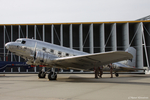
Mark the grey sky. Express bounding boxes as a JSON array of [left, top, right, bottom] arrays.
[[0, 0, 150, 24]]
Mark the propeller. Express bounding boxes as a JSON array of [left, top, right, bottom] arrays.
[[33, 42, 37, 61], [6, 50, 9, 56], [6, 50, 9, 61], [0, 50, 10, 57]]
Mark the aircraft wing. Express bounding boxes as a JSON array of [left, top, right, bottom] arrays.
[[50, 51, 133, 71]]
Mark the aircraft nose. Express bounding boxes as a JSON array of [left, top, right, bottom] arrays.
[[5, 43, 10, 49]]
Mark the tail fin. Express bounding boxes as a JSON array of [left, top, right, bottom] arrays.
[[125, 47, 136, 67]]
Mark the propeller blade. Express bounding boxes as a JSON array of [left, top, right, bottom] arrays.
[[33, 42, 37, 61], [34, 42, 37, 52], [6, 50, 9, 56]]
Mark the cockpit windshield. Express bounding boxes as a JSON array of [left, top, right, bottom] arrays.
[[15, 39, 22, 43], [15, 39, 26, 44]]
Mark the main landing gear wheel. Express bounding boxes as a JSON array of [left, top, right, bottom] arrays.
[[115, 73, 119, 77], [48, 72, 57, 80], [38, 71, 46, 78]]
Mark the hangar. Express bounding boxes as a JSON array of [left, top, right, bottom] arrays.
[[0, 20, 150, 73]]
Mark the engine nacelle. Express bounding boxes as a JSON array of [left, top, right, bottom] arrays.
[[34, 51, 53, 65]]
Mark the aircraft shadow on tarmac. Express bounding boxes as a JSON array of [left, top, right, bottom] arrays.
[[55, 75, 150, 86]]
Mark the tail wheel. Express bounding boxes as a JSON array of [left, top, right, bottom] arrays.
[[38, 71, 46, 78], [48, 72, 57, 80]]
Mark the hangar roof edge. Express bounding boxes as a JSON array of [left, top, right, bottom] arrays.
[[0, 20, 150, 26]]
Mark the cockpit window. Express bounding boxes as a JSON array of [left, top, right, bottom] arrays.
[[21, 40, 26, 44], [15, 40, 22, 43]]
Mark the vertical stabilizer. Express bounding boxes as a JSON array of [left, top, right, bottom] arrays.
[[125, 47, 136, 67]]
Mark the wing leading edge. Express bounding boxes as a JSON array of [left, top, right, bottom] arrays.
[[50, 51, 133, 71]]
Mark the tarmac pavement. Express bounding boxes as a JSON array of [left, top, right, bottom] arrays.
[[0, 74, 150, 100]]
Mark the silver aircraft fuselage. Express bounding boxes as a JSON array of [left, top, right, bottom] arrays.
[[5, 38, 88, 67]]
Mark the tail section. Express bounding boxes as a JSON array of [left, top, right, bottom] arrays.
[[125, 47, 136, 67]]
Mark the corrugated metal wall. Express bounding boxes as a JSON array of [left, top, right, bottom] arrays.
[[1, 21, 150, 73]]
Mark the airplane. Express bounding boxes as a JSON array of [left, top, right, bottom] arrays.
[[0, 61, 32, 72], [5, 38, 139, 80]]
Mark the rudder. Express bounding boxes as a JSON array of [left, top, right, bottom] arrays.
[[125, 47, 136, 67]]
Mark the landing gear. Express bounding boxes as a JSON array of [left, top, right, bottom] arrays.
[[38, 71, 46, 78], [48, 72, 57, 80], [38, 67, 57, 80], [115, 73, 119, 77]]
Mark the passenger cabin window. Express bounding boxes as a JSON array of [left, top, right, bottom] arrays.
[[21, 40, 26, 44], [50, 49, 54, 53], [58, 51, 62, 57], [42, 47, 46, 51], [66, 53, 69, 56], [58, 51, 62, 55]]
